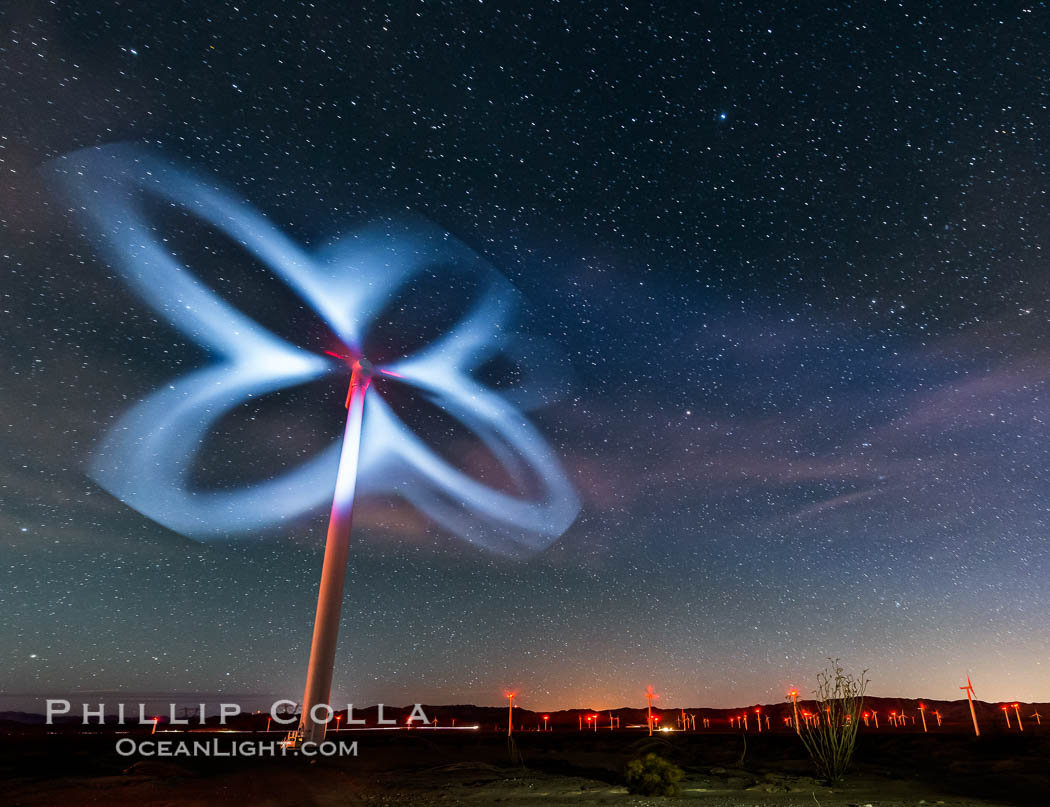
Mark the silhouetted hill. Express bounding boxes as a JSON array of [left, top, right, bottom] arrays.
[[3, 697, 1045, 733]]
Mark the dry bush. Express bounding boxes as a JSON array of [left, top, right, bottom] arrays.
[[797, 659, 869, 782]]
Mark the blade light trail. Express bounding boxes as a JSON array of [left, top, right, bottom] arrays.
[[49, 144, 579, 556]]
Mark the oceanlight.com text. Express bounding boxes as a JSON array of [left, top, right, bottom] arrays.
[[114, 738, 359, 757]]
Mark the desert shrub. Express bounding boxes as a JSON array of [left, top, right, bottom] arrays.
[[797, 659, 869, 783], [624, 752, 684, 797]]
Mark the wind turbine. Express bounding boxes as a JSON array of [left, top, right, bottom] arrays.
[[506, 691, 516, 737], [1012, 703, 1023, 732], [52, 145, 582, 749], [1031, 708, 1042, 726], [787, 689, 800, 734], [960, 675, 980, 737]]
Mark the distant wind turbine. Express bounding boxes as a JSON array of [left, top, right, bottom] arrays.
[[787, 689, 800, 734], [960, 675, 980, 737]]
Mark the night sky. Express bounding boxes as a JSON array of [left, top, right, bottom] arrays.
[[3, 3, 1049, 713]]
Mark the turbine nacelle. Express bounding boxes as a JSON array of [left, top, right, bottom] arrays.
[[323, 351, 377, 405]]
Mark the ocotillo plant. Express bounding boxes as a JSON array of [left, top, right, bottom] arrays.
[[797, 659, 870, 783]]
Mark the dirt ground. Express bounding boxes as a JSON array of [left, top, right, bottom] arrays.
[[3, 729, 1047, 806]]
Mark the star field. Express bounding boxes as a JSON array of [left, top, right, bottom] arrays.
[[2, 2, 1049, 711]]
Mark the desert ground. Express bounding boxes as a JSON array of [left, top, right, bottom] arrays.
[[3, 727, 1048, 807]]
